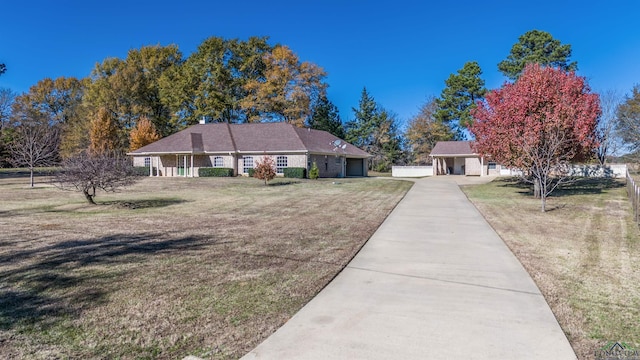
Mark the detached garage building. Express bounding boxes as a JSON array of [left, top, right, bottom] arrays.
[[430, 141, 501, 176], [128, 121, 370, 178]]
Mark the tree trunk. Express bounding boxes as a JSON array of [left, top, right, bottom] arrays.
[[29, 167, 34, 188], [83, 189, 97, 205], [533, 178, 541, 198], [541, 193, 546, 212]]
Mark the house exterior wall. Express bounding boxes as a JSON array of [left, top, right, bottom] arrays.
[[237, 154, 307, 176], [310, 154, 345, 178], [464, 157, 482, 176]]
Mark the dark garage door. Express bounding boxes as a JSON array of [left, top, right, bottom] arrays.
[[346, 158, 364, 176]]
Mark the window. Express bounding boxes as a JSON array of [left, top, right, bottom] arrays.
[[488, 161, 497, 170], [276, 156, 287, 174], [243, 156, 254, 173], [214, 156, 224, 167], [144, 157, 151, 167]]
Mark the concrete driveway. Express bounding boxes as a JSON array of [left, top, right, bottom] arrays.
[[241, 176, 576, 359]]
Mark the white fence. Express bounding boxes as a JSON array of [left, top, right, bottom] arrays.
[[392, 166, 433, 177], [567, 164, 627, 178]]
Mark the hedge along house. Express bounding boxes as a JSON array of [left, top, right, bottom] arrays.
[[128, 121, 371, 178], [429, 141, 502, 176]]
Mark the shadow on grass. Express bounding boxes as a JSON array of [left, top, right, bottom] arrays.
[[100, 198, 186, 209], [267, 180, 301, 187], [496, 176, 625, 198], [0, 232, 209, 332]]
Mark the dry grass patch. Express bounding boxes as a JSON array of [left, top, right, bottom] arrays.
[[462, 177, 640, 360], [0, 176, 412, 359]]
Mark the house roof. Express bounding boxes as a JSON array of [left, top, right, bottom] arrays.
[[129, 122, 370, 158], [429, 141, 477, 157]]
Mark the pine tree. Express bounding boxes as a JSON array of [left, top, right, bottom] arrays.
[[308, 94, 345, 138], [435, 61, 486, 131]]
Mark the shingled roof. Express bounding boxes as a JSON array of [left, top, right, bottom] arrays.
[[429, 141, 477, 157], [129, 122, 370, 158]]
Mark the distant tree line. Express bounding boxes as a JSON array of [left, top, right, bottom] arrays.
[[2, 30, 640, 176]]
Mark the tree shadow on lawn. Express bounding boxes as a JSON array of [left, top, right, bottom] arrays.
[[497, 176, 625, 198], [99, 198, 187, 209], [0, 232, 209, 333]]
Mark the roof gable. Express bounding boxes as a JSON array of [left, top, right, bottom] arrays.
[[429, 141, 477, 157], [130, 123, 370, 158]]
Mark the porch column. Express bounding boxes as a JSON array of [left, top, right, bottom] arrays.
[[184, 155, 187, 177], [191, 154, 194, 177], [149, 157, 153, 177], [480, 156, 484, 177]]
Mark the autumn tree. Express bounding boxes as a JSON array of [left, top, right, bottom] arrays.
[[498, 30, 577, 80], [129, 116, 161, 151], [253, 156, 276, 185], [242, 45, 327, 127], [308, 93, 345, 138], [405, 97, 455, 165], [56, 151, 138, 204], [471, 64, 600, 212], [435, 61, 486, 130], [85, 45, 182, 136], [160, 37, 271, 126], [89, 108, 120, 154], [8, 105, 60, 187], [615, 85, 640, 156]]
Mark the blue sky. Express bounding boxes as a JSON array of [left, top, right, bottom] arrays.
[[1, 1, 639, 128]]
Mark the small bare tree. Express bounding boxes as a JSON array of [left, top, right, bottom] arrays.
[[56, 151, 138, 204], [8, 119, 60, 187], [597, 90, 622, 165]]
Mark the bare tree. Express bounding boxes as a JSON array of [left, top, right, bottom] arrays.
[[597, 90, 622, 165], [56, 151, 138, 204], [0, 87, 15, 130], [8, 119, 60, 187]]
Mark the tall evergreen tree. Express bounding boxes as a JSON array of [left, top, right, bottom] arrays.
[[435, 61, 486, 131], [345, 88, 403, 171], [498, 30, 577, 80], [308, 94, 344, 138]]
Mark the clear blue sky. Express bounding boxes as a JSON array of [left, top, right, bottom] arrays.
[[1, 0, 639, 129]]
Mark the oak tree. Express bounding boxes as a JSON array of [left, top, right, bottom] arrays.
[[242, 45, 327, 127], [471, 64, 600, 212], [405, 97, 455, 165], [498, 30, 577, 80]]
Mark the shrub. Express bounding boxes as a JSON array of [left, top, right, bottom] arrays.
[[253, 157, 276, 185], [284, 167, 307, 179], [308, 162, 319, 180], [199, 167, 234, 177], [133, 166, 151, 176], [247, 168, 255, 177]]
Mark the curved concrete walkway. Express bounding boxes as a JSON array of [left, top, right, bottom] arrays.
[[242, 176, 576, 359]]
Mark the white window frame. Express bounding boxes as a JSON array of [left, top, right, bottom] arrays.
[[243, 156, 254, 174], [276, 156, 287, 174], [214, 156, 224, 167], [488, 161, 497, 170], [144, 157, 151, 167]]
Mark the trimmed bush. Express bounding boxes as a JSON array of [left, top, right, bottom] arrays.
[[133, 166, 151, 176], [247, 168, 255, 177], [199, 167, 234, 177], [283, 167, 306, 179], [309, 162, 319, 180]]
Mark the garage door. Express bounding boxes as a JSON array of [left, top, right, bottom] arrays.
[[346, 158, 364, 176]]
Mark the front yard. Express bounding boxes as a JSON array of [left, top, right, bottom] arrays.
[[0, 175, 412, 359], [462, 177, 640, 360]]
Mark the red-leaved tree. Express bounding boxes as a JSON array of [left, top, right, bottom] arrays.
[[471, 64, 600, 212], [253, 156, 276, 185]]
